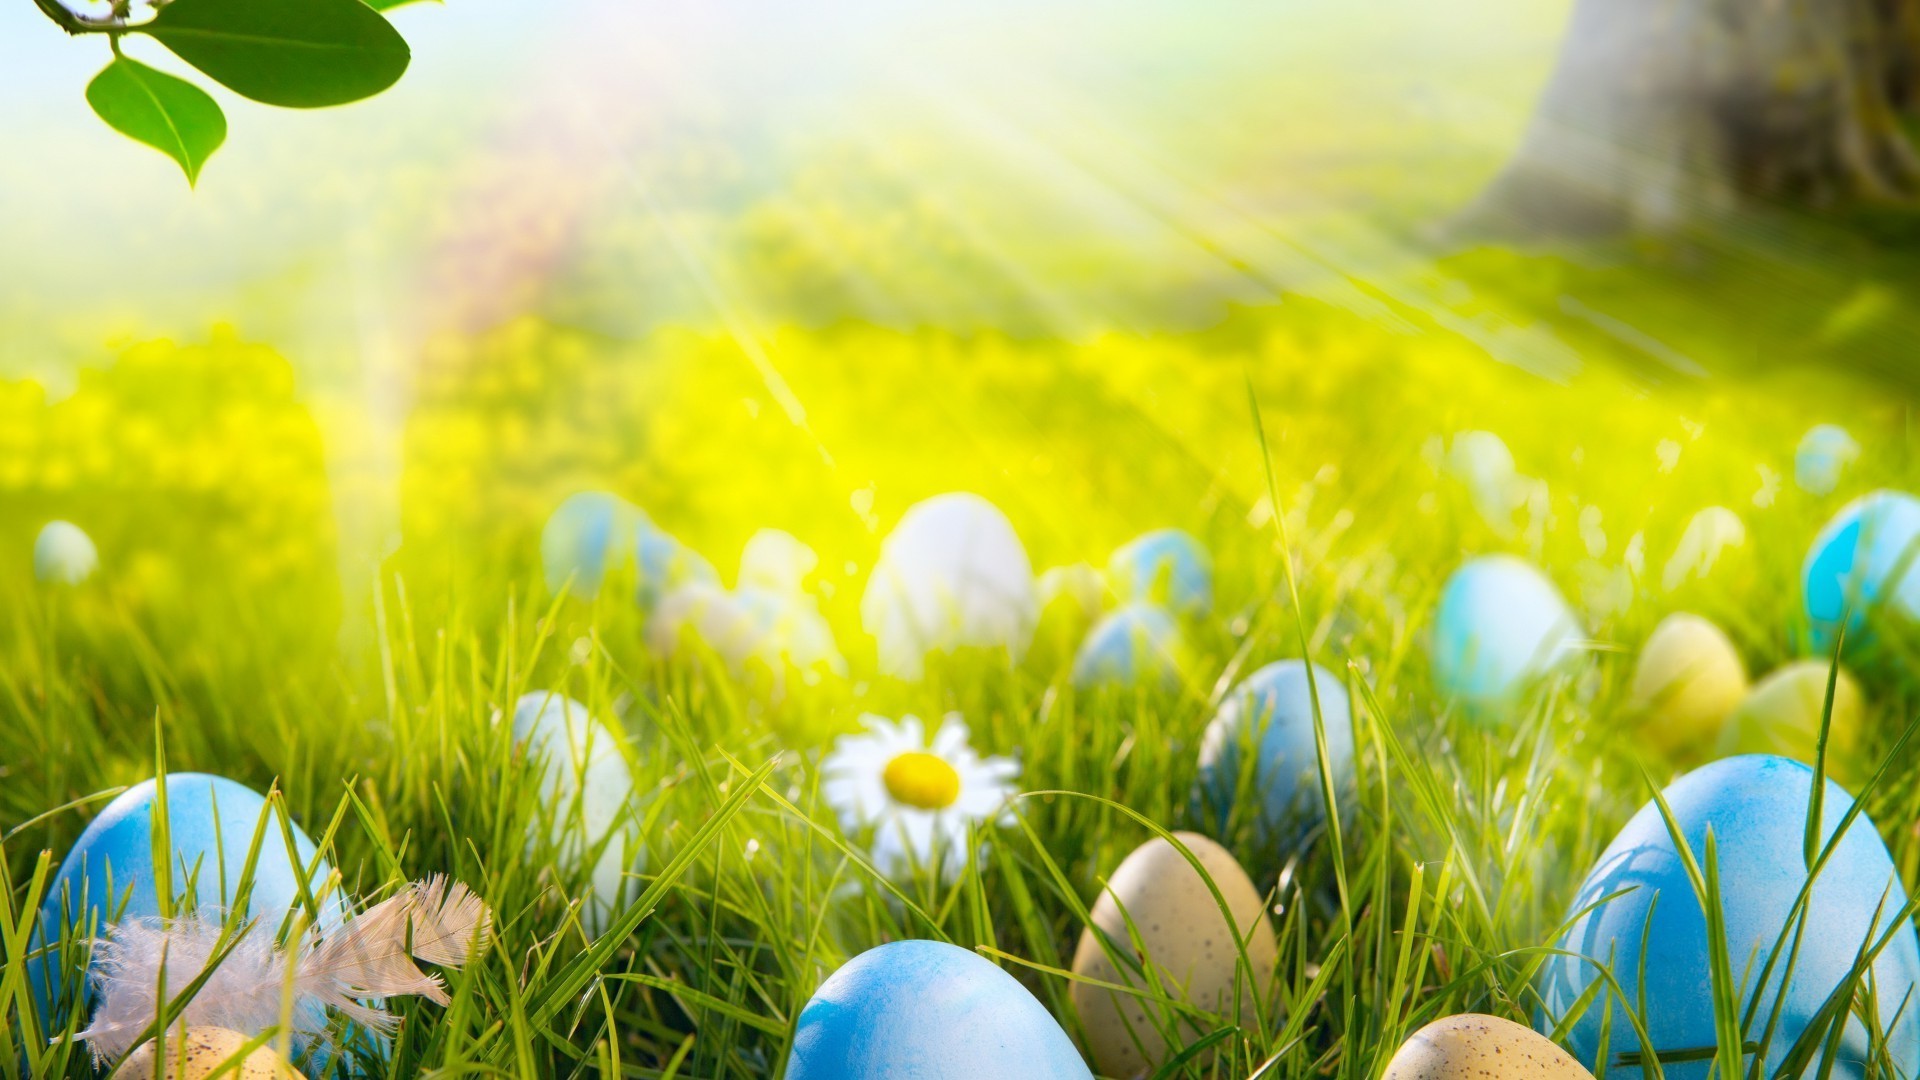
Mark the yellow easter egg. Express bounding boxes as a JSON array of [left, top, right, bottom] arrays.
[[1718, 660, 1866, 775], [1383, 1014, 1592, 1080], [113, 1027, 303, 1079], [1069, 832, 1277, 1078], [1628, 613, 1748, 757]]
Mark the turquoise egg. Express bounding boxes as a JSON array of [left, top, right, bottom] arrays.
[[1071, 603, 1181, 689], [541, 491, 647, 599], [1803, 490, 1920, 650], [1430, 555, 1582, 707], [635, 526, 720, 614], [510, 692, 640, 935], [30, 774, 338, 1018], [1796, 425, 1860, 496], [786, 939, 1094, 1079], [1108, 529, 1211, 617], [34, 520, 98, 585], [1194, 660, 1353, 844], [1536, 755, 1920, 1080]]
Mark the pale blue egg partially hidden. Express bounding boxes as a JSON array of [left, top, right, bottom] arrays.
[[1803, 490, 1920, 650], [1195, 660, 1353, 844], [1537, 755, 1920, 1080], [635, 526, 721, 614], [31, 774, 338, 1019], [510, 692, 641, 935], [541, 492, 647, 599], [1108, 529, 1212, 617], [786, 939, 1094, 1080], [1796, 424, 1861, 496], [34, 520, 98, 585], [1430, 556, 1582, 707], [1071, 603, 1181, 689]]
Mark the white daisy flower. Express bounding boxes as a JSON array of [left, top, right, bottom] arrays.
[[821, 713, 1019, 880]]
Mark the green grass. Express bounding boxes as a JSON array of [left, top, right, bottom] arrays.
[[6, 294, 1920, 1078]]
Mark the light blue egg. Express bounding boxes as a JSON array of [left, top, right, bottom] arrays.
[[786, 939, 1094, 1079], [1108, 529, 1212, 617], [1796, 424, 1861, 497], [635, 526, 720, 614], [510, 692, 640, 935], [1430, 555, 1582, 707], [30, 774, 338, 1019], [1803, 490, 1920, 650], [34, 520, 98, 585], [541, 492, 648, 599], [1537, 755, 1920, 1080], [1072, 604, 1181, 689], [1194, 660, 1353, 843]]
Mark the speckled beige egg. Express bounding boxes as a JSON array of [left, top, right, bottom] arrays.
[[114, 1027, 302, 1079], [1628, 613, 1748, 757], [1382, 1014, 1593, 1080], [1069, 832, 1277, 1078], [1718, 660, 1866, 776]]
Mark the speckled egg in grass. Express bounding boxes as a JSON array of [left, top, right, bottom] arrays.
[[1195, 660, 1353, 845], [860, 493, 1037, 680], [1071, 603, 1181, 690], [1803, 490, 1920, 650], [35, 520, 99, 585], [634, 526, 721, 614], [113, 1027, 303, 1079], [1107, 529, 1211, 617], [1382, 1014, 1592, 1080], [1070, 832, 1277, 1078], [540, 491, 647, 599], [31, 775, 338, 1019], [1796, 424, 1861, 496], [509, 692, 640, 935], [1430, 555, 1582, 709], [1717, 660, 1866, 776], [785, 939, 1093, 1080], [1627, 613, 1748, 759], [1536, 755, 1920, 1080]]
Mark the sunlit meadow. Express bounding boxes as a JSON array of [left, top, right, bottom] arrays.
[[8, 1, 1920, 1078]]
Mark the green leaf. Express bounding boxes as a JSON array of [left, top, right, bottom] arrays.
[[364, 0, 436, 9], [85, 56, 227, 185], [138, 0, 410, 109]]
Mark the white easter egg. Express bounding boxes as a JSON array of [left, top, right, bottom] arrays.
[[35, 520, 98, 585], [860, 493, 1037, 679], [509, 692, 639, 934], [1796, 424, 1860, 496]]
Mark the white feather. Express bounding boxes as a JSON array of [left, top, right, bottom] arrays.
[[73, 878, 492, 1067]]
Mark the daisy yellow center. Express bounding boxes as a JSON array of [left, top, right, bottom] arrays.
[[882, 751, 961, 810]]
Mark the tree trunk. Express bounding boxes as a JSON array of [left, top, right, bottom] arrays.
[[1464, 0, 1920, 236]]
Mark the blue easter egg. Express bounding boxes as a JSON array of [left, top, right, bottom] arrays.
[[510, 693, 640, 934], [1195, 660, 1353, 843], [1803, 490, 1920, 650], [635, 526, 720, 614], [34, 520, 98, 585], [542, 492, 648, 599], [1537, 755, 1920, 1080], [1071, 604, 1181, 689], [1108, 529, 1212, 617], [31, 774, 338, 1017], [1796, 425, 1860, 497], [786, 939, 1094, 1079], [1430, 555, 1582, 707]]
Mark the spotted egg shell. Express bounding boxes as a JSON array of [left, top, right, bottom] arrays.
[[1627, 613, 1748, 758], [1382, 1014, 1591, 1080], [113, 1027, 304, 1079], [786, 939, 1092, 1079], [1070, 832, 1277, 1078]]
